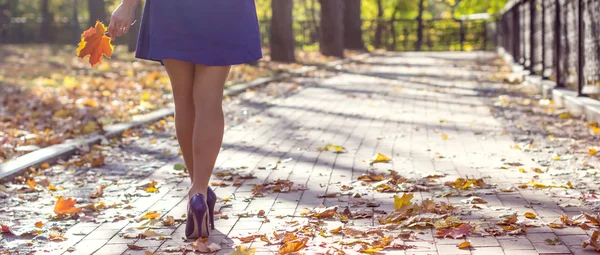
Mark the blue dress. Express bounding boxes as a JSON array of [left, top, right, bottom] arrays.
[[135, 0, 263, 66]]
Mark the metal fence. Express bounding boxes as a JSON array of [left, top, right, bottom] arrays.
[[2, 17, 494, 52], [496, 0, 600, 96]]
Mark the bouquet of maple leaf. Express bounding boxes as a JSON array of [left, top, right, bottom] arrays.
[[77, 21, 114, 67]]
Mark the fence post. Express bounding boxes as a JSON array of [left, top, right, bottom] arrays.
[[521, 0, 526, 66], [530, 0, 536, 73], [577, 0, 584, 96], [514, 3, 521, 63], [555, 0, 562, 87], [459, 19, 465, 51], [541, 0, 546, 79]]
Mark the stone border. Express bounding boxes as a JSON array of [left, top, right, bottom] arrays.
[[497, 47, 600, 122], [0, 53, 370, 180]]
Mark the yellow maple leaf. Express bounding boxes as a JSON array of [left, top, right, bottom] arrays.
[[394, 193, 414, 212], [370, 153, 391, 164]]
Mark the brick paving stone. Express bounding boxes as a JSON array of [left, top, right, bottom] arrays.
[[471, 247, 504, 255], [436, 244, 471, 255], [498, 238, 535, 250]]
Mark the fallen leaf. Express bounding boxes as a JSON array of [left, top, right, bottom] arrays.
[[54, 197, 79, 214], [35, 221, 43, 228], [279, 238, 308, 254], [583, 230, 600, 251], [173, 164, 185, 171], [524, 212, 537, 219], [27, 179, 36, 190], [127, 244, 145, 250], [76, 21, 114, 67], [230, 245, 256, 255], [89, 185, 103, 199], [441, 134, 449, 140], [142, 211, 161, 220], [394, 193, 414, 212], [370, 153, 391, 164], [435, 223, 472, 239], [191, 238, 222, 252], [458, 241, 471, 249]]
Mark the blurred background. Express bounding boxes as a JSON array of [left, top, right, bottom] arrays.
[[0, 0, 506, 53]]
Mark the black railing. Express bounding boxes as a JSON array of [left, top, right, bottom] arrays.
[[496, 0, 600, 96], [1, 17, 494, 52]]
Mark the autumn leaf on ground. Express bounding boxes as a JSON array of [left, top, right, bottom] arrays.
[[142, 211, 161, 220], [524, 212, 537, 219], [318, 144, 346, 153], [279, 238, 308, 254], [191, 238, 222, 252], [230, 246, 256, 255], [49, 232, 68, 241], [583, 230, 600, 251], [394, 193, 414, 212], [138, 181, 159, 193], [458, 241, 471, 249], [435, 223, 472, 239], [53, 197, 79, 213], [89, 185, 103, 199], [127, 244, 145, 250], [76, 21, 114, 67], [370, 153, 391, 165], [27, 179, 36, 190]]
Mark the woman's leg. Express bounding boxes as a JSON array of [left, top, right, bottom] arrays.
[[188, 64, 231, 198], [163, 59, 196, 181]]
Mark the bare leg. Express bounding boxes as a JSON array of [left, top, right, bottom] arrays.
[[163, 59, 196, 181], [188, 64, 231, 199]]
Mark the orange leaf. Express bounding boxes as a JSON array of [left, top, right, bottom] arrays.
[[76, 21, 114, 67], [142, 211, 161, 220], [278, 238, 308, 254], [35, 221, 43, 228], [27, 179, 36, 190], [53, 197, 79, 213], [89, 185, 103, 199]]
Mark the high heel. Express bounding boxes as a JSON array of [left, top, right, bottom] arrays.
[[185, 193, 210, 239], [207, 187, 216, 230]]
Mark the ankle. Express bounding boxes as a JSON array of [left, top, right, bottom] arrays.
[[188, 187, 208, 200]]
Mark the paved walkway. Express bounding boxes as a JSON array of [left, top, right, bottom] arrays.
[[2, 51, 598, 255]]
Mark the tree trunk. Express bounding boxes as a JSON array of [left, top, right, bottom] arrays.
[[128, 3, 142, 52], [40, 0, 53, 43], [72, 0, 80, 44], [389, 4, 400, 50], [270, 0, 295, 62], [319, 0, 344, 58], [88, 0, 106, 27], [415, 0, 425, 51], [343, 0, 364, 50], [373, 0, 383, 48], [309, 0, 319, 43]]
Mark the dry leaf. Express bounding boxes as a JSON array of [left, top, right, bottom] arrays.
[[524, 212, 537, 219], [142, 211, 161, 220], [191, 238, 222, 252], [370, 153, 391, 164], [230, 246, 256, 255], [127, 244, 145, 250], [583, 230, 600, 251], [53, 197, 79, 214], [278, 238, 308, 254], [394, 193, 414, 212], [89, 185, 103, 199], [76, 21, 114, 67], [458, 241, 471, 249]]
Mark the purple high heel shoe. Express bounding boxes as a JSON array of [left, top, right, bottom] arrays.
[[207, 187, 216, 230], [185, 193, 210, 239]]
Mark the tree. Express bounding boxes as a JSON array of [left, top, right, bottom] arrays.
[[71, 0, 80, 44], [88, 0, 106, 27], [270, 0, 296, 62], [40, 0, 53, 43], [415, 0, 425, 51], [373, 0, 384, 49], [343, 0, 365, 50], [319, 0, 345, 57]]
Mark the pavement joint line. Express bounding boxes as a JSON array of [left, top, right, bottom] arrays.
[[0, 53, 371, 181]]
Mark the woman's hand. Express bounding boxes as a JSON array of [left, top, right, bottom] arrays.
[[107, 1, 138, 37]]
